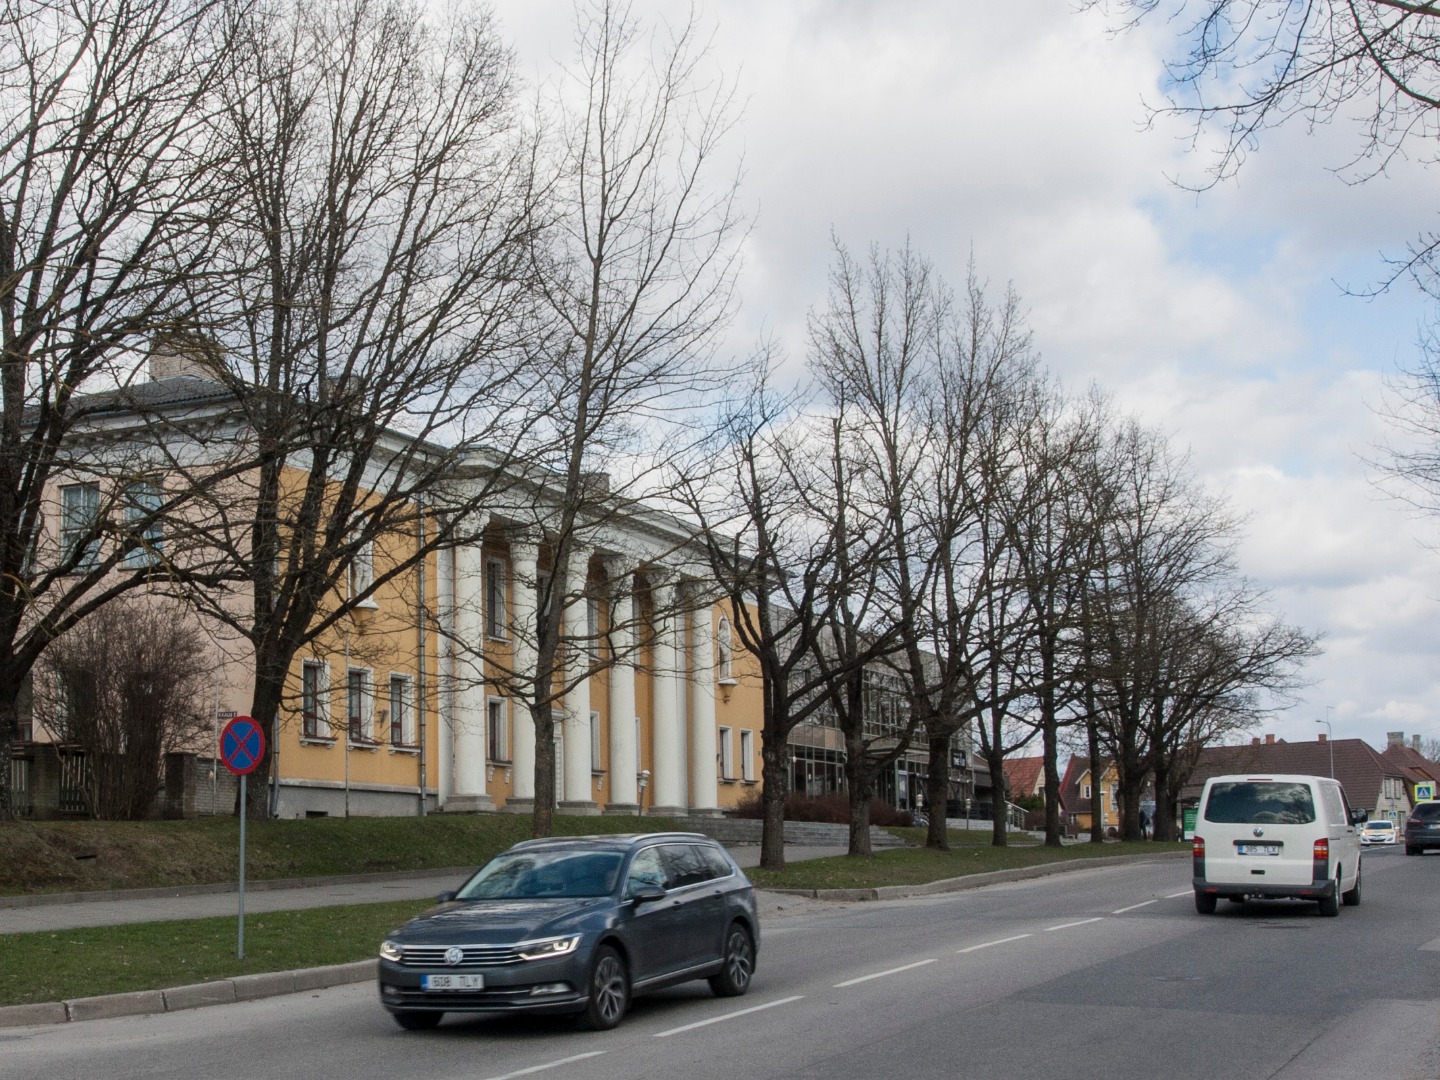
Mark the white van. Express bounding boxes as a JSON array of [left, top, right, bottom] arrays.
[[1192, 774, 1364, 917]]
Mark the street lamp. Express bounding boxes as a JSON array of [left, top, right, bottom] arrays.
[[1316, 717, 1334, 778]]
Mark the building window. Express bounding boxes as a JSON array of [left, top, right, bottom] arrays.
[[389, 674, 412, 746], [1083, 783, 1092, 800], [347, 668, 373, 741], [586, 596, 600, 660], [719, 726, 733, 779], [485, 558, 507, 638], [740, 729, 754, 781], [349, 536, 375, 603], [301, 661, 329, 737], [122, 480, 163, 568], [716, 616, 735, 683], [60, 483, 101, 570], [590, 710, 602, 772], [487, 696, 509, 762]]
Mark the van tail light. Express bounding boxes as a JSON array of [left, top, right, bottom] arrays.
[[1192, 835, 1205, 877], [1313, 837, 1330, 882]]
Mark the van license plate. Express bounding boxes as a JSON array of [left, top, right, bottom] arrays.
[[421, 974, 484, 991], [1237, 844, 1280, 856]]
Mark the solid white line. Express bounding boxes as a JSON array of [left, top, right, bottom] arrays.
[[1112, 899, 1159, 914], [482, 1052, 607, 1080], [957, 933, 1032, 954], [652, 995, 805, 1038], [1044, 917, 1104, 932], [833, 958, 938, 988], [1165, 890, 1192, 899]]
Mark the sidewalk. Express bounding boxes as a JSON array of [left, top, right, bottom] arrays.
[[0, 843, 850, 935]]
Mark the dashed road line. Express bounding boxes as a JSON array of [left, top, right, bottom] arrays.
[[482, 1052, 608, 1080], [833, 959, 937, 988], [652, 995, 805, 1038], [957, 933, 1032, 954], [1112, 899, 1158, 914], [1165, 890, 1192, 899], [1044, 917, 1104, 932]]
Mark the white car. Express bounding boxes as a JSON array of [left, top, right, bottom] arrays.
[[1192, 773, 1364, 917], [1361, 819, 1398, 845]]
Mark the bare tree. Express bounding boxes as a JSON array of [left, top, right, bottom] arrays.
[[34, 599, 212, 819], [0, 0, 239, 818]]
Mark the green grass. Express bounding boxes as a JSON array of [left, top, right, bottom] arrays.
[[0, 899, 429, 1007], [747, 839, 1187, 891], [0, 814, 678, 897]]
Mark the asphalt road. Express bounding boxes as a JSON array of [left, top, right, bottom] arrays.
[[4, 845, 1438, 1080]]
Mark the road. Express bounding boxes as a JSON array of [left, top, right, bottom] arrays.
[[4, 846, 1438, 1080]]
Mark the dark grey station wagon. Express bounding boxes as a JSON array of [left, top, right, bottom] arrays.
[[377, 833, 759, 1031]]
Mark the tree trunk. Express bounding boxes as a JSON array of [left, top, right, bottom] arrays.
[[844, 731, 872, 857], [1087, 714, 1105, 845], [1041, 713, 1063, 848], [531, 701, 556, 839], [924, 728, 951, 851], [243, 650, 287, 820], [0, 691, 16, 820], [759, 736, 788, 870], [986, 742, 1008, 847]]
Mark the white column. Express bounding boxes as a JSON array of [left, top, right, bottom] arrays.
[[560, 546, 597, 812], [688, 588, 719, 814], [605, 560, 638, 812], [508, 536, 539, 807], [649, 575, 685, 815], [450, 534, 490, 808]]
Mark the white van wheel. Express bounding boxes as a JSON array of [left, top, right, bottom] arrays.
[[1342, 868, 1361, 907]]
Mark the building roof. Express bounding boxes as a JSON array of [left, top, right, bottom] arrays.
[[1182, 737, 1406, 809], [1380, 744, 1440, 785], [1003, 756, 1044, 799], [1059, 755, 1108, 815]]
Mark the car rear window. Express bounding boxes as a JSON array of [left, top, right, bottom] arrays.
[[1412, 802, 1440, 821], [1203, 781, 1317, 824]]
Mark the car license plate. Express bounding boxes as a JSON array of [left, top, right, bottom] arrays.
[[421, 974, 484, 991], [1237, 844, 1280, 856]]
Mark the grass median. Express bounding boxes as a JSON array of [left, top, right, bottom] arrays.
[[0, 899, 430, 1007], [747, 838, 1188, 891]]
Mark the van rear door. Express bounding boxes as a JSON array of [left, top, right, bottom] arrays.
[[1200, 779, 1319, 887]]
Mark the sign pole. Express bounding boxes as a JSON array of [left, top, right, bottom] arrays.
[[238, 773, 246, 960]]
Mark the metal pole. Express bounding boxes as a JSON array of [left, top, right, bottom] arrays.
[[238, 773, 247, 960]]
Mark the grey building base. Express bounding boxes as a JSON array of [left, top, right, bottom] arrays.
[[499, 798, 534, 815], [441, 794, 496, 813], [602, 803, 642, 816], [648, 804, 687, 818], [685, 806, 726, 818], [556, 800, 600, 816], [276, 784, 435, 819]]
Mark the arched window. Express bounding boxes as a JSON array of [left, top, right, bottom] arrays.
[[716, 616, 734, 683]]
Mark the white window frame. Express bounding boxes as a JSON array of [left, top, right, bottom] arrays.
[[346, 667, 373, 741], [123, 480, 163, 568], [301, 660, 330, 737], [485, 557, 507, 639], [1083, 782, 1092, 801], [487, 696, 510, 762], [590, 710, 602, 773], [349, 537, 377, 607], [718, 726, 734, 780], [388, 673, 412, 746], [716, 616, 735, 683], [740, 729, 755, 781], [60, 482, 101, 570]]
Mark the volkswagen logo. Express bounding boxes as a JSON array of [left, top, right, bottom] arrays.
[[444, 946, 464, 966], [1252, 827, 1264, 838]]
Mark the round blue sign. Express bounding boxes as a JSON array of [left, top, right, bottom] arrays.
[[220, 716, 266, 776]]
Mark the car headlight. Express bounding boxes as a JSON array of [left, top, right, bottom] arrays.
[[379, 940, 403, 962], [516, 935, 581, 961]]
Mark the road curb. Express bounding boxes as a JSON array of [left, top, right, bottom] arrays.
[[0, 868, 476, 911], [762, 850, 1190, 902], [0, 960, 377, 1029]]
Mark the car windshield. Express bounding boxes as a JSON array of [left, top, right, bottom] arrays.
[[455, 850, 624, 900], [1203, 781, 1317, 824], [1366, 821, 1393, 830]]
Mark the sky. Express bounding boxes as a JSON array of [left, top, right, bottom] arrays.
[[489, 0, 1440, 753]]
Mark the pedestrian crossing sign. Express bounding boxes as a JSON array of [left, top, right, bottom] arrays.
[[1416, 781, 1435, 802]]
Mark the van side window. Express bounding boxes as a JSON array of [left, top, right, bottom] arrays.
[[1321, 784, 1345, 827]]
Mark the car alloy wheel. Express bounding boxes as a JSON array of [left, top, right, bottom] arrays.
[[708, 923, 754, 997], [582, 945, 629, 1031]]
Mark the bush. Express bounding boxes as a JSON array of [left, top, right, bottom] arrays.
[[731, 791, 913, 827]]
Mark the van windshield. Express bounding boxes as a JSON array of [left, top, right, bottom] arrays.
[[1203, 781, 1316, 825]]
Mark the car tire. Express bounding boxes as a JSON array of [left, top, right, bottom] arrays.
[[579, 944, 629, 1031], [1318, 877, 1340, 917], [1406, 845, 1421, 855], [1194, 891, 1217, 915], [708, 922, 755, 998], [391, 1010, 443, 1031], [1342, 869, 1361, 907]]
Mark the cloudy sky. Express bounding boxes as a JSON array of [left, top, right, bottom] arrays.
[[491, 0, 1440, 751]]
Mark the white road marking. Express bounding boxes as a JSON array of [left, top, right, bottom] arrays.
[[1165, 890, 1192, 899], [482, 1052, 607, 1080], [957, 933, 1032, 954], [652, 995, 805, 1037], [1112, 899, 1159, 914], [833, 959, 938, 988], [1419, 935, 1440, 952], [1044, 917, 1104, 932]]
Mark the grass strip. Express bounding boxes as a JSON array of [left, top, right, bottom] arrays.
[[0, 814, 676, 897], [0, 899, 429, 1007], [747, 839, 1188, 891]]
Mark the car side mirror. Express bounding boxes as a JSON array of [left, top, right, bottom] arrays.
[[435, 891, 456, 903], [628, 884, 667, 904], [1349, 809, 1367, 826]]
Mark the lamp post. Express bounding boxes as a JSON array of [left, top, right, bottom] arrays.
[[1316, 717, 1334, 778]]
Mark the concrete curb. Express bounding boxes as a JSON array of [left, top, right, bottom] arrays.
[[0, 869, 476, 911], [0, 960, 376, 1029], [762, 850, 1191, 902]]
